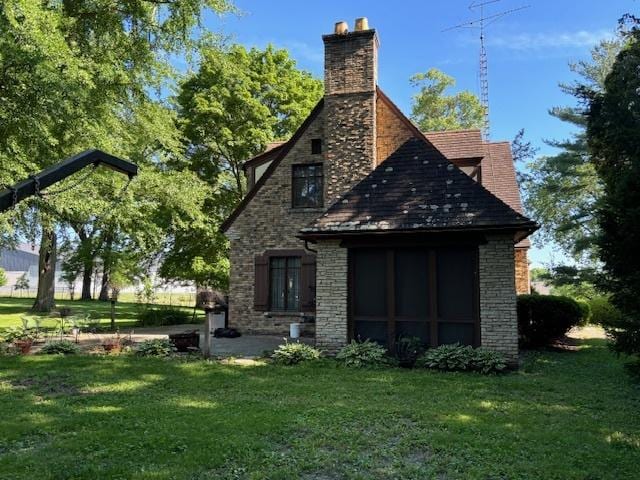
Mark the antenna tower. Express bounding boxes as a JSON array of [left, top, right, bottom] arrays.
[[443, 1, 529, 139]]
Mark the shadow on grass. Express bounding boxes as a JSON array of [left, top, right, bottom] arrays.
[[0, 340, 638, 479]]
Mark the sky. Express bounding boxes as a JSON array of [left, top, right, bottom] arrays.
[[201, 0, 635, 266]]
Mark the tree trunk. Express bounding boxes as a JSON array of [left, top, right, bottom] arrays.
[[98, 267, 111, 301], [32, 228, 57, 312], [80, 258, 93, 300], [98, 234, 113, 301]]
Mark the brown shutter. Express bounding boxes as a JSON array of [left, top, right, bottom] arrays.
[[254, 254, 269, 311], [300, 253, 316, 312]]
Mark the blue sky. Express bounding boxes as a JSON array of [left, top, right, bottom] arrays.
[[202, 0, 634, 266]]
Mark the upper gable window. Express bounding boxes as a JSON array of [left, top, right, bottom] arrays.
[[311, 138, 322, 155], [460, 165, 481, 183], [292, 164, 323, 208]]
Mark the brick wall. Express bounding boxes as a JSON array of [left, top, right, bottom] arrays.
[[479, 234, 519, 363], [314, 240, 349, 353], [323, 30, 379, 206], [376, 94, 415, 164], [226, 110, 326, 335], [322, 30, 378, 95], [514, 247, 530, 294]]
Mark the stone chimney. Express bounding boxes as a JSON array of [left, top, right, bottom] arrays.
[[322, 18, 379, 204]]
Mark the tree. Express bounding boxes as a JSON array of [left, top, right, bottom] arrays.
[[410, 68, 485, 132], [522, 37, 622, 264], [0, 268, 7, 288], [177, 44, 323, 201], [167, 44, 323, 288], [0, 0, 234, 310], [14, 273, 29, 294], [586, 15, 640, 357]]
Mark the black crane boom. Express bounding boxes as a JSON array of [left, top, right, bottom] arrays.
[[0, 149, 138, 213]]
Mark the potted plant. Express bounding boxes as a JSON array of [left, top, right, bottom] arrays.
[[2, 327, 38, 354], [102, 333, 122, 353], [395, 336, 424, 368]]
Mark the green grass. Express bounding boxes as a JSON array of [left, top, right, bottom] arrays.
[[0, 297, 198, 330], [0, 338, 638, 479]]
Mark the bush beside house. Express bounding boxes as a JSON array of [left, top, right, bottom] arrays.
[[517, 294, 584, 347]]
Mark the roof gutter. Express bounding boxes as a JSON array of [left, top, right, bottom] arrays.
[[297, 222, 539, 242]]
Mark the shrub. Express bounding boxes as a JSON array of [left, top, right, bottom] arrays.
[[589, 296, 624, 326], [415, 344, 507, 374], [39, 340, 80, 355], [271, 341, 321, 365], [576, 300, 592, 325], [0, 326, 38, 343], [336, 340, 388, 368], [0, 267, 7, 288], [470, 347, 508, 374], [395, 336, 424, 368], [517, 294, 583, 348], [134, 339, 176, 357], [137, 307, 192, 327], [416, 344, 474, 371]]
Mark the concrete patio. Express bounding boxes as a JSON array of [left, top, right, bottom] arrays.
[[34, 324, 313, 358]]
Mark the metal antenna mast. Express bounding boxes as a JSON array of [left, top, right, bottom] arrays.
[[443, 1, 529, 139]]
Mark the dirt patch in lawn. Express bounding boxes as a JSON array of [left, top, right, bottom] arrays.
[[9, 375, 83, 397]]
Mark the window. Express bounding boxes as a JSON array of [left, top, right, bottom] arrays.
[[254, 251, 316, 313], [311, 138, 322, 154], [460, 165, 481, 183], [269, 257, 301, 311], [292, 164, 323, 208]]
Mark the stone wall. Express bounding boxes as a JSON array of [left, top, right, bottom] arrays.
[[324, 93, 377, 204], [226, 110, 326, 335], [314, 240, 348, 353], [479, 234, 519, 363], [514, 247, 530, 294]]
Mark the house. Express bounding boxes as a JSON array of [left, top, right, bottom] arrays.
[[221, 19, 537, 363], [0, 246, 40, 293]]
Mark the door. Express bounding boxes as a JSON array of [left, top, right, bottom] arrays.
[[349, 247, 478, 348]]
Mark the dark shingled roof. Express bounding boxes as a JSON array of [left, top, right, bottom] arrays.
[[301, 138, 537, 236]]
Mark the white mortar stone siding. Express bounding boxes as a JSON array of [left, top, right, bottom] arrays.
[[479, 234, 519, 363], [315, 240, 348, 353]]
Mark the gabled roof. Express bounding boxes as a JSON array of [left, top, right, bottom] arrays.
[[300, 138, 536, 238], [242, 142, 286, 172], [423, 129, 484, 160], [220, 99, 324, 233]]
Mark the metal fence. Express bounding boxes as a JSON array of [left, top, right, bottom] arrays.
[[0, 287, 197, 307]]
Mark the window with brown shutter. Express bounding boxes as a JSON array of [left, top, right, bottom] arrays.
[[254, 250, 316, 313]]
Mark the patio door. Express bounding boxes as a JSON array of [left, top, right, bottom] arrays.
[[349, 247, 478, 348]]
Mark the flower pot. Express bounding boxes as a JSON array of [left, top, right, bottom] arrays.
[[102, 343, 121, 354], [14, 340, 33, 355]]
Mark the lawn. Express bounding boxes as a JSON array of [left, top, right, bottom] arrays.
[[0, 336, 638, 479], [0, 297, 199, 330]]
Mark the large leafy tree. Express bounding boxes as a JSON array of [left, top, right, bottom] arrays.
[[410, 68, 485, 132], [165, 44, 323, 288], [586, 16, 640, 357], [522, 37, 622, 264], [177, 44, 323, 201], [0, 0, 233, 310]]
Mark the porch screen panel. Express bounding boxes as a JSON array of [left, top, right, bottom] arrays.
[[436, 248, 476, 346], [353, 250, 387, 345], [395, 250, 430, 344], [438, 323, 474, 346]]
